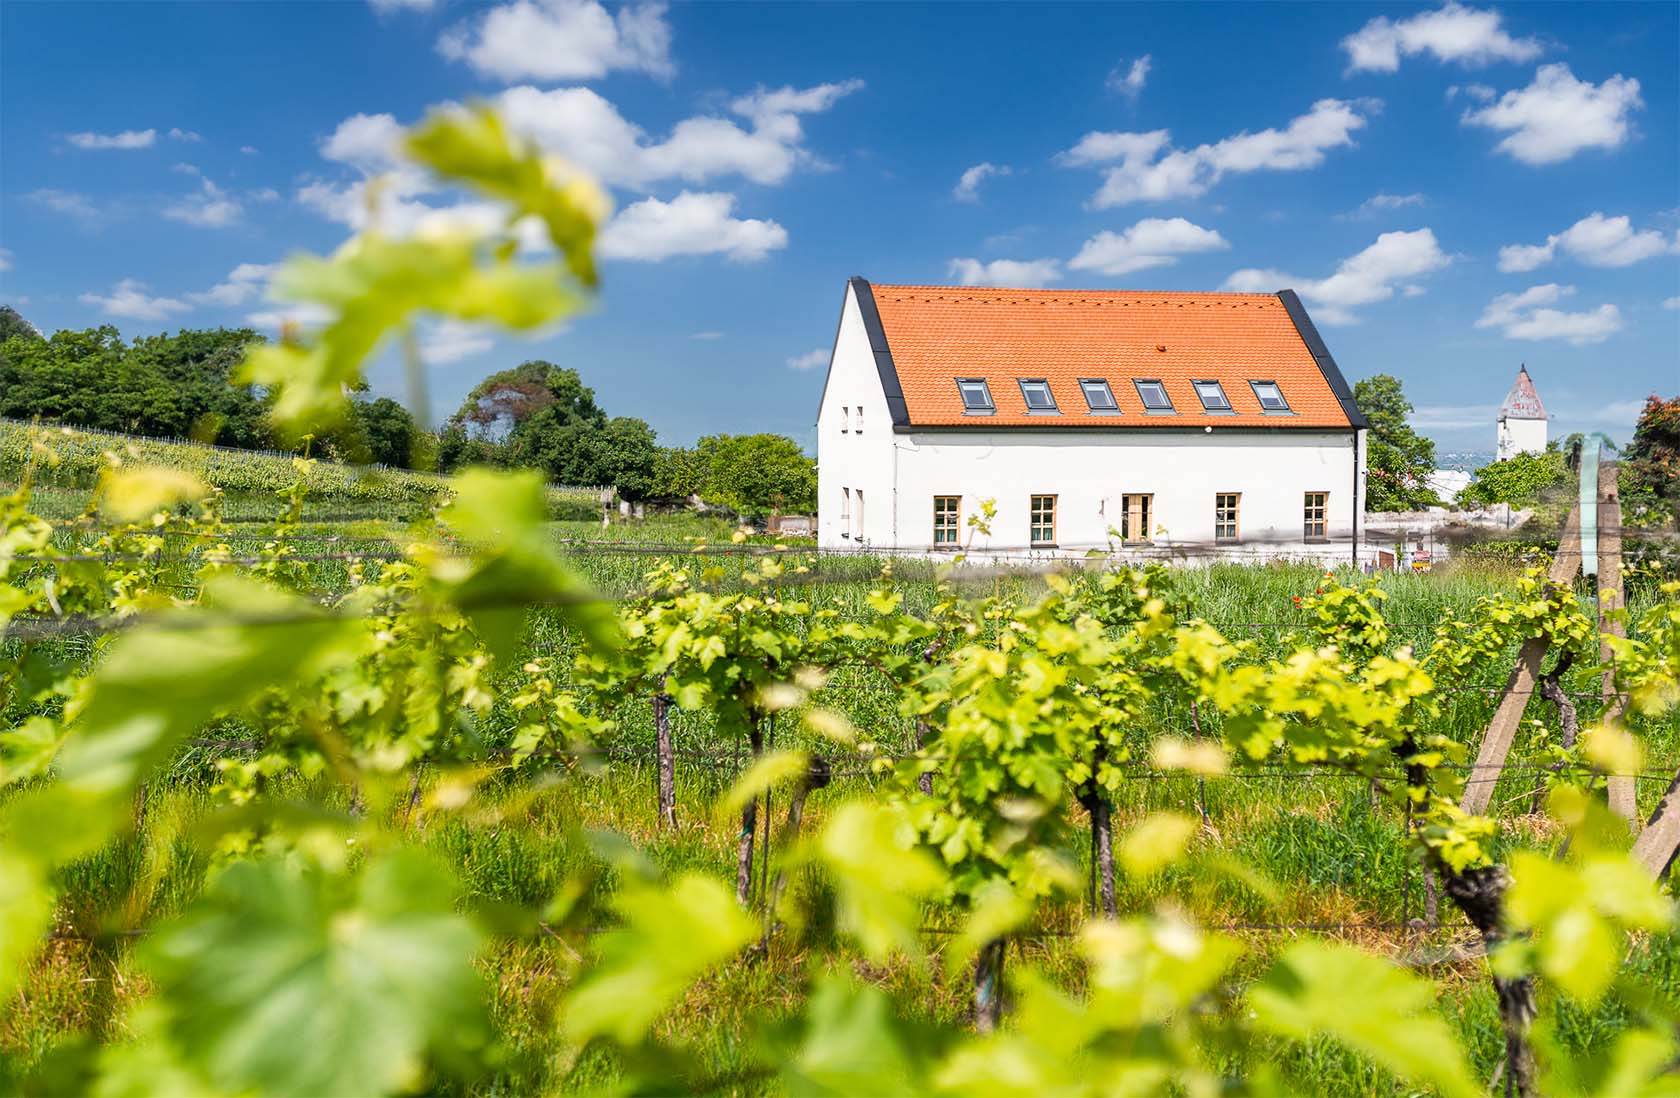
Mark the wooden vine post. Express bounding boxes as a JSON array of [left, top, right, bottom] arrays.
[[1458, 501, 1582, 817], [1596, 458, 1638, 822]]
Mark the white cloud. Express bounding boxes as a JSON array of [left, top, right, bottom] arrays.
[[438, 0, 673, 82], [947, 257, 1063, 288], [1342, 191, 1426, 219], [246, 303, 333, 333], [1412, 403, 1502, 430], [420, 320, 493, 364], [1067, 217, 1229, 276], [27, 189, 100, 223], [597, 191, 787, 262], [371, 0, 435, 11], [1496, 212, 1675, 272], [163, 178, 243, 229], [66, 128, 157, 150], [1060, 99, 1370, 208], [1106, 55, 1151, 99], [167, 128, 202, 143], [320, 112, 407, 172], [690, 330, 724, 340], [0, 248, 11, 272], [953, 162, 1010, 203], [498, 80, 861, 190], [1223, 227, 1450, 324], [1341, 2, 1541, 74], [1462, 63, 1641, 164], [786, 349, 829, 371], [80, 279, 191, 321], [1446, 83, 1497, 101], [240, 145, 260, 156], [1664, 296, 1680, 311], [189, 263, 277, 307], [1476, 282, 1622, 344]]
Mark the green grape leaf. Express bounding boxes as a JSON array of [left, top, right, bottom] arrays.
[[817, 803, 945, 963], [564, 871, 754, 1046], [1250, 941, 1476, 1098], [141, 850, 487, 1097], [781, 974, 927, 1097]]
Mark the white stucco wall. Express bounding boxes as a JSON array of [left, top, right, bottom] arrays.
[[885, 429, 1362, 563], [1496, 415, 1547, 461], [816, 284, 897, 548]]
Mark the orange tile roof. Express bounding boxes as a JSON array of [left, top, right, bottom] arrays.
[[864, 283, 1360, 429]]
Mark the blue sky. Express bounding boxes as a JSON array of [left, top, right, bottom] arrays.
[[3, 0, 1676, 453]]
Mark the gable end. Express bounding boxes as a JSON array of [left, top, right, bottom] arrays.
[[850, 277, 910, 428]]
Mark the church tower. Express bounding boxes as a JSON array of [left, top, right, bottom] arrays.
[[1496, 364, 1548, 461]]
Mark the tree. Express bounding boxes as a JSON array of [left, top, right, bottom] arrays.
[[697, 433, 816, 518], [650, 446, 704, 500], [516, 414, 659, 496], [1454, 447, 1569, 509], [1621, 394, 1680, 527], [1354, 374, 1440, 512], [0, 305, 42, 345], [448, 360, 604, 444]]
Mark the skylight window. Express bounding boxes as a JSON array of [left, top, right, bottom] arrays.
[[1079, 378, 1119, 412], [1134, 379, 1174, 413], [956, 378, 995, 413], [1193, 380, 1232, 412], [1250, 380, 1291, 413], [1017, 379, 1058, 413]]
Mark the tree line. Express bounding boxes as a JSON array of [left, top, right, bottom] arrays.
[[0, 305, 817, 517]]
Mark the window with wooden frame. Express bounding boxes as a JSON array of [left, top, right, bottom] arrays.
[[933, 496, 960, 546], [1029, 495, 1057, 546], [840, 487, 851, 538], [1120, 493, 1152, 543], [1214, 493, 1240, 542], [1303, 491, 1328, 541]]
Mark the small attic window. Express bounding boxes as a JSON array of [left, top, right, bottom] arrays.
[[1134, 379, 1174, 413], [957, 378, 995, 414], [1193, 380, 1233, 413], [1017, 379, 1058, 413], [1079, 378, 1119, 413], [1250, 380, 1291, 413]]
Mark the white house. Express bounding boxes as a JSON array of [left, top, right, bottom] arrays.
[[815, 279, 1370, 564], [1495, 365, 1548, 461]]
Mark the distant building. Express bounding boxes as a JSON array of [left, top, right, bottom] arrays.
[[815, 278, 1369, 563], [1496, 365, 1547, 461]]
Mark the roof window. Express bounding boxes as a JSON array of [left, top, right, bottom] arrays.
[[1017, 378, 1058, 413], [1079, 378, 1119, 412], [956, 378, 995, 413], [1192, 380, 1233, 413], [1134, 379, 1174, 413], [1249, 380, 1291, 413]]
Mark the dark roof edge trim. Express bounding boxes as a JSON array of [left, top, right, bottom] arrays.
[[851, 277, 911, 428], [1275, 289, 1368, 429], [894, 423, 1359, 436]]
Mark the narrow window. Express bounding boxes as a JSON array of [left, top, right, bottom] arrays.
[[1017, 378, 1058, 413], [1303, 491, 1328, 541], [956, 378, 995, 413], [840, 487, 851, 538], [1250, 380, 1290, 413], [840, 406, 849, 433], [1214, 493, 1240, 542], [1079, 378, 1119, 412], [855, 489, 864, 541], [1030, 495, 1057, 546], [855, 405, 863, 433], [1192, 380, 1232, 412], [933, 495, 960, 546], [1134, 379, 1174, 413], [1121, 493, 1152, 543]]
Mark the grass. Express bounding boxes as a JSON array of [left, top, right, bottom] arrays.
[[4, 501, 1679, 1095]]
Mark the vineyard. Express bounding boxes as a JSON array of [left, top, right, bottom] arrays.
[[3, 105, 1680, 1098]]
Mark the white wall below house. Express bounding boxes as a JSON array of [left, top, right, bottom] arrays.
[[1496, 416, 1548, 461]]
